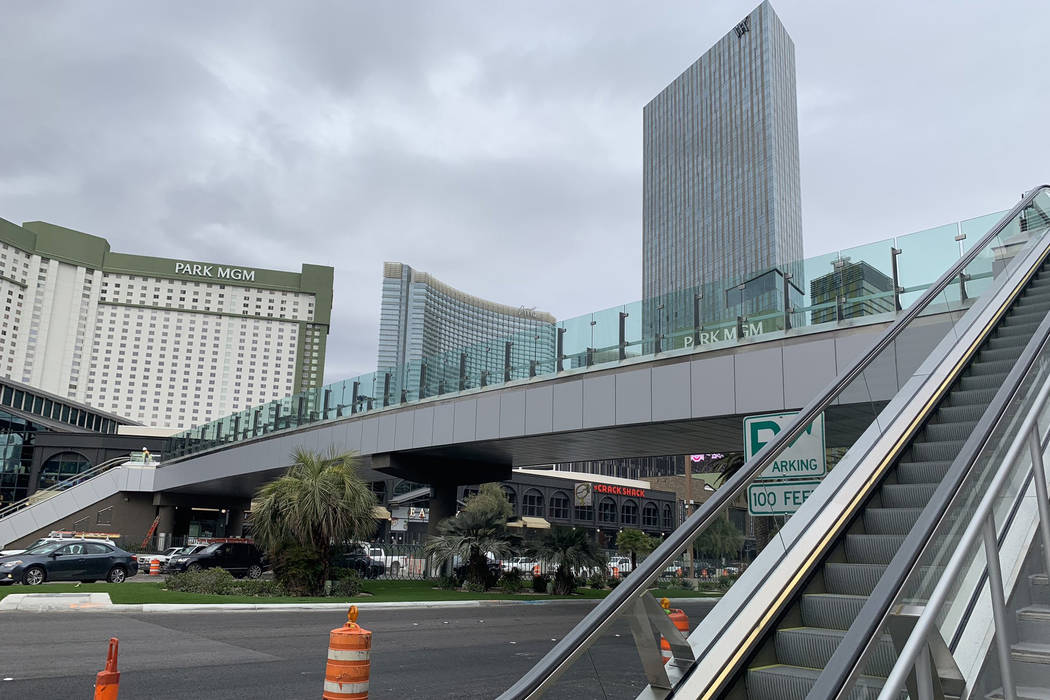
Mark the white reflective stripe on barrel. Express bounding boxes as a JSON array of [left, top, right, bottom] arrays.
[[327, 649, 371, 661], [323, 680, 369, 693]]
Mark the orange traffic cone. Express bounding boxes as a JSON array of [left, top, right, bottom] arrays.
[[323, 606, 371, 700], [93, 637, 120, 699], [658, 598, 689, 665]]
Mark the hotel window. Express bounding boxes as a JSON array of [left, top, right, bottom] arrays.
[[521, 489, 544, 518], [621, 499, 638, 526], [598, 497, 617, 524], [549, 491, 569, 520], [642, 502, 659, 528]]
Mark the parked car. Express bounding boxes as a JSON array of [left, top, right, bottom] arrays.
[[143, 546, 182, 568], [165, 541, 265, 579], [161, 544, 208, 572], [502, 556, 539, 573], [607, 556, 632, 575], [0, 540, 138, 585], [354, 544, 409, 577], [1, 532, 118, 557], [333, 547, 386, 579]]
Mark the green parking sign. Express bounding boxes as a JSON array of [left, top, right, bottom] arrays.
[[744, 410, 826, 480]]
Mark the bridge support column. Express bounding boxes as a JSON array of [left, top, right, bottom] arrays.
[[427, 484, 458, 537], [157, 505, 175, 550]]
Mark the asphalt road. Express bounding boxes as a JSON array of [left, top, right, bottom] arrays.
[[0, 599, 717, 699]]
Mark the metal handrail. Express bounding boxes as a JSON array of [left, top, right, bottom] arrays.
[[875, 342, 1050, 699], [497, 185, 1050, 699], [0, 455, 137, 520], [812, 302, 1050, 698]]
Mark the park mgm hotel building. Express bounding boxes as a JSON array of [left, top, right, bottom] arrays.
[[0, 217, 333, 430]]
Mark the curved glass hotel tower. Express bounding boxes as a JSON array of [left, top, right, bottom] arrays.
[[378, 263, 556, 399]]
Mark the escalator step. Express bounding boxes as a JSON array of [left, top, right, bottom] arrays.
[[800, 593, 868, 630], [824, 562, 887, 596], [944, 387, 998, 406], [775, 628, 898, 677], [880, 482, 938, 508], [997, 320, 1042, 337], [988, 334, 1028, 351], [895, 460, 952, 483], [746, 665, 889, 700], [930, 403, 987, 424], [979, 346, 1025, 363], [1005, 307, 1050, 324], [907, 440, 964, 462], [959, 371, 1009, 391], [845, 533, 907, 564], [864, 507, 923, 534], [968, 358, 1021, 376], [923, 420, 977, 442]]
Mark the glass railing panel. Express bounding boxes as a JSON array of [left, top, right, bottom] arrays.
[[896, 222, 963, 309], [960, 210, 1009, 253]]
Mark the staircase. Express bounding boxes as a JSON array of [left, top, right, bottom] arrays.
[[743, 262, 1050, 699]]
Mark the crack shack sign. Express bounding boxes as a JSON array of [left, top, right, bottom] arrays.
[[174, 262, 257, 282], [743, 410, 826, 516]]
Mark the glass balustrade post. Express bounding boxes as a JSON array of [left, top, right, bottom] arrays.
[[736, 315, 744, 340], [1028, 428, 1050, 581], [480, 370, 488, 388], [400, 388, 407, 403], [418, 364, 427, 399], [272, 404, 281, 431], [529, 360, 536, 378], [382, 373, 391, 408], [233, 416, 240, 441], [253, 409, 261, 436], [296, 396, 305, 426], [693, 293, 702, 344], [556, 328, 565, 372], [983, 516, 1018, 700], [619, 311, 628, 360], [504, 342, 512, 382], [350, 381, 359, 415], [836, 296, 845, 322], [891, 247, 903, 312], [459, 353, 467, 390]]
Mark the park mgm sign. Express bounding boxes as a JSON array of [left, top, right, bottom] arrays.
[[174, 262, 257, 282], [744, 410, 827, 517]]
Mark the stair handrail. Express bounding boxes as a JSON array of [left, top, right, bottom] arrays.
[[497, 185, 1050, 700], [868, 314, 1050, 699], [0, 455, 137, 520]]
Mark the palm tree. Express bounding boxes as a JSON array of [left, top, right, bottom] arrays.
[[530, 527, 605, 595], [616, 528, 657, 571], [694, 513, 744, 564], [425, 509, 513, 589], [253, 447, 377, 593]]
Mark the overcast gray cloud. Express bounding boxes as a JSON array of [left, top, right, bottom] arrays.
[[1, 1, 1047, 381]]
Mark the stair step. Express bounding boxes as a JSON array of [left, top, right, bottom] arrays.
[[930, 403, 988, 425], [846, 534, 907, 564], [1013, 641, 1050, 663], [824, 563, 887, 596], [800, 593, 868, 630], [944, 387, 998, 407], [923, 421, 977, 443], [895, 460, 952, 484], [864, 508, 923, 535], [746, 665, 889, 700], [776, 627, 897, 677], [880, 483, 938, 508], [958, 371, 1010, 391], [907, 440, 965, 462], [986, 687, 1050, 700]]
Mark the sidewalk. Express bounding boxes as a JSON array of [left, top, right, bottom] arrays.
[[0, 592, 712, 614]]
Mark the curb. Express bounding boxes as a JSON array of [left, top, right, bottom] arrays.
[[0, 593, 718, 614]]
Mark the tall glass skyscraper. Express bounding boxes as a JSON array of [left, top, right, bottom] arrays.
[[642, 1, 804, 345]]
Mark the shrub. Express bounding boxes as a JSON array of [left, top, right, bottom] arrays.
[[165, 568, 237, 594], [587, 571, 606, 590], [607, 577, 622, 589], [531, 574, 549, 593], [464, 580, 487, 592], [498, 570, 523, 594], [717, 575, 735, 591], [271, 544, 324, 596], [436, 574, 461, 590], [330, 569, 363, 598], [165, 568, 282, 597]]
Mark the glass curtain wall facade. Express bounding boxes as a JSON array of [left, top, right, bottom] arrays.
[[642, 1, 804, 347], [377, 263, 557, 397], [0, 410, 38, 504]]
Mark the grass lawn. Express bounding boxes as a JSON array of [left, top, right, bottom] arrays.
[[0, 579, 721, 606]]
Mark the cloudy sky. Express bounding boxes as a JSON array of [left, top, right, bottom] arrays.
[[1, 1, 1046, 381]]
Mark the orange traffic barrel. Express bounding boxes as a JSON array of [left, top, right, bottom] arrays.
[[93, 637, 120, 699], [149, 559, 160, 576], [532, 564, 540, 577], [612, 566, 620, 579], [658, 598, 689, 665], [323, 606, 371, 700]]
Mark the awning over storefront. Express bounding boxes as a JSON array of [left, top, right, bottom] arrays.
[[389, 486, 431, 506], [507, 516, 551, 529], [372, 506, 392, 520]]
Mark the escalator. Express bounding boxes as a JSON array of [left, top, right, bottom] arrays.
[[739, 255, 1050, 698], [498, 185, 1050, 700]]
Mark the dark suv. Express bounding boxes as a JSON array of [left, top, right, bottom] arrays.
[[166, 541, 265, 579]]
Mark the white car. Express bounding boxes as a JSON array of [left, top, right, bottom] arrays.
[[607, 556, 632, 575], [142, 546, 183, 568], [503, 556, 540, 573]]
